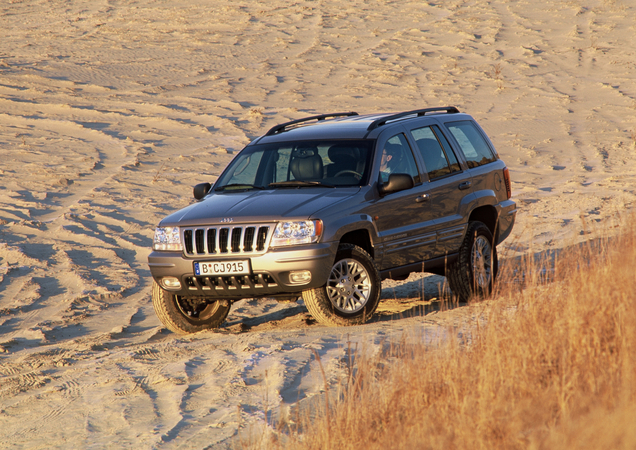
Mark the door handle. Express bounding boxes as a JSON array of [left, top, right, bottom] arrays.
[[458, 181, 472, 190], [415, 194, 430, 203]]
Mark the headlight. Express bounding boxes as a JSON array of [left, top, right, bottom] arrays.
[[153, 226, 183, 251], [270, 220, 322, 247]]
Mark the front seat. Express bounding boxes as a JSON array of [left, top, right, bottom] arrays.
[[326, 145, 360, 177], [290, 150, 324, 181]]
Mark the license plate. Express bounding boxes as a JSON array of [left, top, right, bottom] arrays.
[[194, 260, 250, 276]]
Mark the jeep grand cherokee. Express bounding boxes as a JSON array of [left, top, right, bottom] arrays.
[[148, 107, 516, 333]]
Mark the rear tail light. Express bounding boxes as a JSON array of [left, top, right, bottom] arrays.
[[503, 167, 512, 199]]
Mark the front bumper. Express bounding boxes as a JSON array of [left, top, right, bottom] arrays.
[[148, 241, 338, 300]]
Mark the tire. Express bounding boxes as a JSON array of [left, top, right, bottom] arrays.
[[302, 244, 381, 326], [447, 221, 498, 302], [152, 281, 231, 334]]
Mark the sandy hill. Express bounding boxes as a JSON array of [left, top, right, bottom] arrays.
[[1, 0, 635, 447]]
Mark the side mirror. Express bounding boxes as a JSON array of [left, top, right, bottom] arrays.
[[193, 182, 212, 200], [378, 173, 414, 196]]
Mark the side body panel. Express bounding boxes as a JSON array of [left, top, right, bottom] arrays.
[[360, 127, 437, 270]]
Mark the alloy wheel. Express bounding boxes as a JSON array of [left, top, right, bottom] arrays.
[[325, 258, 372, 313]]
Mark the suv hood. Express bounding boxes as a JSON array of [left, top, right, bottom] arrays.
[[160, 188, 360, 226]]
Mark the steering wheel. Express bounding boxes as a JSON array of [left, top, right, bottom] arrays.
[[334, 170, 362, 179]]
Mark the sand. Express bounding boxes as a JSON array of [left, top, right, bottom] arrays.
[[1, 0, 635, 447]]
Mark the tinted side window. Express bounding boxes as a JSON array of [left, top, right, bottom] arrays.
[[432, 125, 460, 172], [380, 133, 419, 183], [446, 121, 496, 168], [411, 125, 460, 180]]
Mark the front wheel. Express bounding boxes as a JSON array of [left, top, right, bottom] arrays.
[[152, 281, 231, 334], [302, 244, 381, 326], [447, 221, 498, 302]]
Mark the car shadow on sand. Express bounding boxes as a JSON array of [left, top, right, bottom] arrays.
[[374, 297, 468, 323], [220, 273, 464, 332], [216, 235, 612, 332]]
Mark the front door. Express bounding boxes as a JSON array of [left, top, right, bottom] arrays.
[[365, 132, 437, 270]]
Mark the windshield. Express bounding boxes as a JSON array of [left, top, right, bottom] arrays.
[[214, 140, 374, 191]]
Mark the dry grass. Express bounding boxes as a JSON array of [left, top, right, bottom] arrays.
[[260, 222, 636, 449]]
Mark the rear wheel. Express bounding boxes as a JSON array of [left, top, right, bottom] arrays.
[[447, 221, 498, 302], [152, 281, 231, 334], [302, 244, 381, 326]]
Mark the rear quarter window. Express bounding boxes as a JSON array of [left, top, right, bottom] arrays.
[[446, 121, 497, 169]]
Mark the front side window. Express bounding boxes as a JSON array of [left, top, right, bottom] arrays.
[[446, 121, 496, 168], [411, 125, 460, 180], [214, 140, 374, 191], [379, 133, 419, 183]]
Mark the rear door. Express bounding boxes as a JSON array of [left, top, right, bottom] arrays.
[[407, 124, 474, 255]]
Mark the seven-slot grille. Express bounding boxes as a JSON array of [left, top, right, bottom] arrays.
[[182, 224, 272, 256]]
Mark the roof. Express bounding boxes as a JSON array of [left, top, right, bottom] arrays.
[[252, 106, 462, 144]]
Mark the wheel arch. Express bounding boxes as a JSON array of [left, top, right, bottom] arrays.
[[338, 228, 374, 259], [468, 205, 499, 239]]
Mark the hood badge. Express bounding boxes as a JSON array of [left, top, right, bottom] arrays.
[[220, 218, 234, 223]]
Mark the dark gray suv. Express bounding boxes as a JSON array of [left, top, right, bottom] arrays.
[[148, 107, 516, 333]]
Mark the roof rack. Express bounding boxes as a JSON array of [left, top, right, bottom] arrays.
[[366, 106, 459, 131], [265, 112, 359, 136]]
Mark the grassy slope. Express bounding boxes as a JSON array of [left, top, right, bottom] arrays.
[[267, 223, 636, 449]]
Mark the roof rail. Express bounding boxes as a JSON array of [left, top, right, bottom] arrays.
[[366, 106, 459, 131], [265, 112, 359, 136]]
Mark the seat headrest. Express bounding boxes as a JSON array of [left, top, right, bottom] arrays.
[[328, 145, 360, 164], [294, 145, 319, 158], [416, 138, 442, 153]]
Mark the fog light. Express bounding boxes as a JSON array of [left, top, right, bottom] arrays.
[[290, 270, 312, 284], [160, 276, 181, 290]]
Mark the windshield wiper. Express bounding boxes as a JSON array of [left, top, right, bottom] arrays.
[[215, 183, 266, 191], [269, 181, 335, 188]]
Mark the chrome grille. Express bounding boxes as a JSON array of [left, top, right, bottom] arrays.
[[182, 224, 272, 256]]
